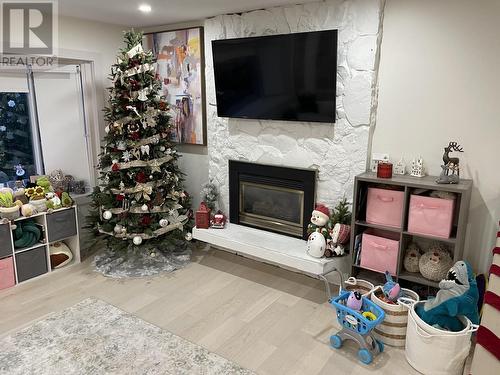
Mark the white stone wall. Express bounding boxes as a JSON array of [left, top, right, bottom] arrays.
[[204, 0, 384, 211]]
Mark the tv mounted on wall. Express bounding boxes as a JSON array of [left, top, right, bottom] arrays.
[[212, 30, 337, 123]]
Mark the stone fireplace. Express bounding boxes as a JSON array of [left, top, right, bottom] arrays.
[[229, 160, 316, 239]]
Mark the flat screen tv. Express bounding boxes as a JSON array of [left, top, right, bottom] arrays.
[[212, 30, 337, 123]]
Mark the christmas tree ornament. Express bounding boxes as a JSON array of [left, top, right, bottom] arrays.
[[132, 236, 143, 245], [141, 204, 148, 212], [121, 150, 132, 162], [140, 144, 150, 155], [116, 140, 127, 150], [114, 224, 123, 234], [137, 90, 148, 101], [149, 175, 153, 179], [150, 251, 156, 257], [185, 232, 193, 241], [103, 210, 112, 220], [119, 181, 125, 190], [160, 146, 165, 152], [159, 218, 169, 227]]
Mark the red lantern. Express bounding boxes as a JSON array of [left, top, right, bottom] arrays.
[[195, 202, 211, 229]]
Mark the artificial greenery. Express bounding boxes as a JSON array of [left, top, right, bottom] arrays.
[[330, 197, 352, 226], [0, 191, 14, 208], [87, 30, 193, 252]]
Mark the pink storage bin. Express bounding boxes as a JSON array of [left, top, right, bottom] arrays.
[[408, 195, 455, 238], [366, 187, 404, 228], [360, 231, 400, 275], [0, 257, 15, 290]]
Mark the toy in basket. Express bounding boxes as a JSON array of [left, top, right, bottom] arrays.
[[329, 291, 385, 364]]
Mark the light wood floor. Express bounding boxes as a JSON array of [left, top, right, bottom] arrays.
[[0, 247, 423, 374]]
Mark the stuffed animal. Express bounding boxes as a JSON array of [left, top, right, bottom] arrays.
[[346, 291, 363, 311], [416, 261, 479, 331], [327, 223, 351, 257], [307, 204, 330, 238], [21, 203, 37, 217], [383, 271, 402, 302], [306, 231, 327, 258], [306, 204, 330, 257], [419, 244, 453, 281], [404, 243, 421, 273]]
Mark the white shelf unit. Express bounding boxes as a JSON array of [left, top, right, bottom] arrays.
[[0, 206, 80, 288]]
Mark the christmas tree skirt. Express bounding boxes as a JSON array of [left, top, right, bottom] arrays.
[[93, 244, 191, 278]]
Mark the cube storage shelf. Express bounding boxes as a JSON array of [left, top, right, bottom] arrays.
[[350, 172, 472, 288], [0, 206, 80, 290]]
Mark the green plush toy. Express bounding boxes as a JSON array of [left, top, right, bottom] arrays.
[[61, 192, 73, 207], [36, 177, 52, 193]]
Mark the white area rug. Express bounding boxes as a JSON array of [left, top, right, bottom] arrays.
[[0, 298, 254, 375]]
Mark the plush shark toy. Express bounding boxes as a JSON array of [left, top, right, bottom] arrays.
[[416, 260, 479, 331]]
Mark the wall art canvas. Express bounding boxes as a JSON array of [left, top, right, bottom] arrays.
[[144, 27, 206, 145]]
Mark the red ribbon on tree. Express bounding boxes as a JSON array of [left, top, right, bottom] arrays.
[[135, 171, 147, 183]]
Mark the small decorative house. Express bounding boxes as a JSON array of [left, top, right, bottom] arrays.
[[394, 157, 406, 175], [370, 153, 390, 173], [410, 156, 425, 177]]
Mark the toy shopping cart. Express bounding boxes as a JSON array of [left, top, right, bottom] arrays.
[[329, 290, 385, 364]]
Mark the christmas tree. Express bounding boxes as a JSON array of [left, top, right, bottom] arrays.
[[88, 31, 193, 253], [0, 93, 35, 182]]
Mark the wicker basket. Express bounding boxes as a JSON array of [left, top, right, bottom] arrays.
[[343, 277, 375, 295]]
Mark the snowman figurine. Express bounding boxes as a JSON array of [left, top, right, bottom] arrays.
[[306, 204, 331, 258], [306, 231, 327, 258], [307, 204, 330, 238]]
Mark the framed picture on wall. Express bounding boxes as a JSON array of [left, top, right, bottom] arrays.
[[144, 27, 206, 146]]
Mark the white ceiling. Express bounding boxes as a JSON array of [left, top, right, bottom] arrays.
[[59, 0, 318, 27]]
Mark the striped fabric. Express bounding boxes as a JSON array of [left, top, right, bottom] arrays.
[[470, 223, 500, 374]]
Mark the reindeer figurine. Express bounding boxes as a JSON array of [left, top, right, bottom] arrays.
[[437, 141, 464, 184]]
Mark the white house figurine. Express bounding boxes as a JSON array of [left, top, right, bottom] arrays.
[[410, 156, 425, 177]]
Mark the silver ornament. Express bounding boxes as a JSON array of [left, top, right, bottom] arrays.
[[114, 224, 123, 234], [103, 210, 112, 220], [133, 236, 143, 245], [185, 232, 193, 241], [141, 204, 148, 212], [159, 218, 169, 227]]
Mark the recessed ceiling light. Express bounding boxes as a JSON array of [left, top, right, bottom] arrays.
[[138, 4, 152, 13]]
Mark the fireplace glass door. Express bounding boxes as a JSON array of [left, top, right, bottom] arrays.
[[239, 181, 304, 237]]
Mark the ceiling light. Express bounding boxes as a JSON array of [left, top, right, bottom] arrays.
[[138, 4, 152, 13]]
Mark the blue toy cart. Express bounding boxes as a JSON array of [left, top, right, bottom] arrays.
[[329, 291, 386, 364]]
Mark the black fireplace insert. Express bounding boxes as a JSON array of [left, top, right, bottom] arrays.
[[228, 160, 316, 239]]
